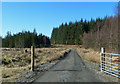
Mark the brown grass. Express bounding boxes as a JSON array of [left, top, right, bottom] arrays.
[[75, 47, 100, 64], [54, 44, 101, 64], [2, 67, 29, 82], [2, 47, 70, 82]]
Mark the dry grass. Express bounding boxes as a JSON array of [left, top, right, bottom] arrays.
[[2, 67, 29, 82], [2, 47, 70, 82], [75, 47, 100, 64], [54, 44, 101, 64]]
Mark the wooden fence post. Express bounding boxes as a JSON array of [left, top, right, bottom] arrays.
[[31, 46, 35, 71], [110, 54, 112, 73], [101, 47, 105, 72]]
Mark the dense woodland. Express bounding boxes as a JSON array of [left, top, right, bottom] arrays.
[[51, 15, 119, 53], [51, 18, 105, 45], [82, 16, 119, 52], [2, 29, 50, 48]]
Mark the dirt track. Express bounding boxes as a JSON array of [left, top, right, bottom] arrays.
[[33, 49, 108, 82]]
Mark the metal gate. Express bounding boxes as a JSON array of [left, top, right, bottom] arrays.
[[100, 48, 120, 78]]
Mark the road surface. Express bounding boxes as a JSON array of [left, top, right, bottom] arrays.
[[33, 49, 102, 82]]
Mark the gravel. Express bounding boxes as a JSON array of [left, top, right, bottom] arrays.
[[82, 59, 119, 82], [17, 61, 58, 83]]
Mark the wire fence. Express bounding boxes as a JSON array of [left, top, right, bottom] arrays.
[[100, 48, 120, 78]]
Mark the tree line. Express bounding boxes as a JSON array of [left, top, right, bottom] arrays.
[[2, 29, 50, 48], [51, 18, 104, 45], [51, 15, 119, 53], [82, 16, 119, 53], [1, 15, 119, 52]]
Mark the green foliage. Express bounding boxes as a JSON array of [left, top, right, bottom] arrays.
[[2, 29, 50, 48], [51, 18, 101, 45]]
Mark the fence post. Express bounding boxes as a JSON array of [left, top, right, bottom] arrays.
[[100, 50, 103, 72], [110, 54, 112, 73], [101, 47, 105, 72], [31, 46, 35, 71]]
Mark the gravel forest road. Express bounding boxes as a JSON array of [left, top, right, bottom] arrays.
[[33, 49, 102, 82]]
